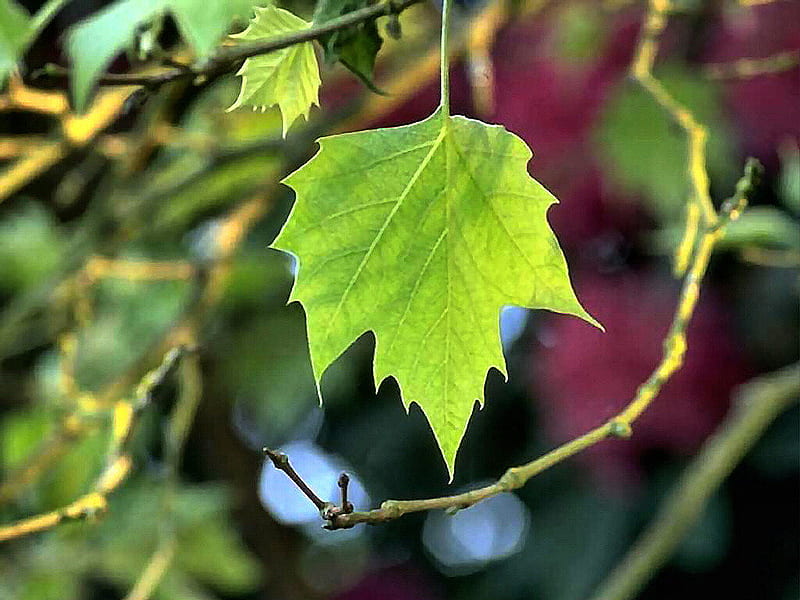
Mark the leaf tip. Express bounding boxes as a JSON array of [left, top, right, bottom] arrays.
[[580, 307, 604, 332], [313, 377, 323, 407]]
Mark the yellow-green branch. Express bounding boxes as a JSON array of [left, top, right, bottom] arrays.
[[591, 362, 800, 600], [0, 348, 187, 543]]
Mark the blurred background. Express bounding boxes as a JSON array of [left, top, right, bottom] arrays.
[[0, 0, 798, 599]]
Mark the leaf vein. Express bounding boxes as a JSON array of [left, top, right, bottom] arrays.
[[386, 228, 447, 357], [322, 129, 446, 344]]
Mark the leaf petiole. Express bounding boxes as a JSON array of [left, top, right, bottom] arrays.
[[439, 0, 452, 116]]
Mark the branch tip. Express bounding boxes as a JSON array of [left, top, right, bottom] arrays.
[[262, 447, 326, 510], [338, 473, 353, 514]]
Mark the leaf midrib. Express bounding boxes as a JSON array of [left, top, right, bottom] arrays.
[[321, 123, 448, 346]]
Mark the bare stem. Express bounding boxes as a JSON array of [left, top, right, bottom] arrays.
[[263, 448, 329, 512], [631, 0, 716, 276], [338, 473, 353, 514], [439, 0, 452, 115]]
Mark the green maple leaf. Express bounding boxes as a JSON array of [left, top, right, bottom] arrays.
[[276, 107, 600, 476], [228, 5, 321, 136]]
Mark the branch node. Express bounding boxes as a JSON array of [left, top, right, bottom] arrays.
[[262, 447, 289, 469], [444, 504, 470, 516], [498, 467, 523, 490], [379, 500, 403, 518], [320, 502, 338, 521], [609, 420, 633, 439]]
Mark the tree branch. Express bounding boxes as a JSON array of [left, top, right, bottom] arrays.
[[34, 0, 425, 91], [631, 0, 715, 276], [590, 362, 800, 600], [263, 448, 330, 512], [703, 49, 800, 80]]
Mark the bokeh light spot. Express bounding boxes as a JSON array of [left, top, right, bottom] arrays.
[[422, 490, 530, 575]]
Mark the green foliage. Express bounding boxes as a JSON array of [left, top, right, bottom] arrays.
[[551, 2, 607, 66], [596, 66, 736, 222], [0, 406, 108, 510], [67, 0, 164, 112], [720, 207, 800, 250], [149, 153, 280, 229], [67, 0, 259, 112], [313, 0, 384, 92], [779, 142, 800, 215], [0, 0, 29, 81], [73, 276, 189, 390], [228, 5, 322, 136], [130, 79, 283, 232], [0, 203, 64, 293], [277, 107, 599, 475], [0, 407, 53, 472], [3, 1, 796, 597], [0, 481, 260, 600], [167, 0, 257, 58]]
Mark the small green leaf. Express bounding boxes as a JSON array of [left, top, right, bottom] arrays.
[[66, 0, 264, 112], [277, 108, 599, 476], [721, 207, 800, 250], [167, 0, 258, 59], [0, 0, 31, 82], [0, 202, 64, 292], [228, 5, 321, 136], [66, 0, 163, 112], [313, 0, 383, 92]]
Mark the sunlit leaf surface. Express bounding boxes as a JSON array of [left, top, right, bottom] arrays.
[[277, 107, 599, 475], [228, 5, 321, 136]]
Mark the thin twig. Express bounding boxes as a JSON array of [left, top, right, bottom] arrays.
[[338, 473, 353, 514], [631, 0, 716, 276], [704, 49, 800, 80], [263, 448, 329, 512], [590, 362, 800, 600], [123, 536, 177, 600], [0, 142, 67, 203], [124, 346, 202, 600]]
